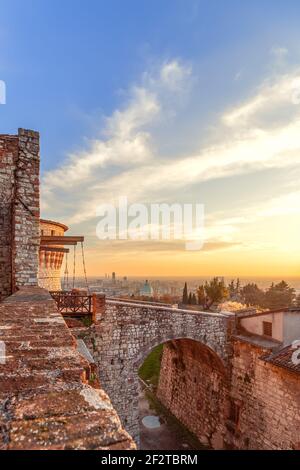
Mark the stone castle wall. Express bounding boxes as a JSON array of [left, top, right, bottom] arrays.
[[67, 299, 300, 449], [0, 129, 40, 299], [0, 135, 18, 298], [228, 338, 300, 450], [38, 272, 62, 292], [72, 300, 233, 444], [157, 336, 300, 450], [157, 339, 229, 449]]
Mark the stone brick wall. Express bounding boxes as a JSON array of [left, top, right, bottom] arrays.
[[157, 336, 300, 450], [72, 299, 233, 445], [39, 220, 68, 291], [66, 299, 300, 449], [228, 338, 300, 450], [0, 129, 40, 299], [157, 339, 229, 449], [0, 286, 135, 450], [0, 135, 18, 298], [38, 270, 62, 292]]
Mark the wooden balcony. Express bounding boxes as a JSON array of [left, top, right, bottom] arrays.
[[50, 290, 93, 316], [50, 291, 105, 325], [41, 235, 84, 246]]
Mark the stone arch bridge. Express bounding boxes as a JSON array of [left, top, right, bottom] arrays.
[[80, 299, 235, 444]]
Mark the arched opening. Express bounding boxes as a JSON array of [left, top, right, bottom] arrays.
[[137, 338, 228, 450]]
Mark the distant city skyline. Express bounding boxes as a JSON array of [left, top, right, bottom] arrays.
[[1, 1, 300, 276], [81, 274, 300, 289]]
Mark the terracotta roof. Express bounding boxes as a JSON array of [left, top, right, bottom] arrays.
[[234, 334, 281, 350], [262, 344, 300, 375], [237, 307, 300, 319]]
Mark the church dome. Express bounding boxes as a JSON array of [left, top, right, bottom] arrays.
[[140, 280, 154, 297]]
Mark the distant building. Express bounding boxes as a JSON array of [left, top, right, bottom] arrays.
[[140, 280, 154, 297], [236, 307, 300, 347]]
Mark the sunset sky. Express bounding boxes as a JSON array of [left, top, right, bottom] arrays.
[[1, 0, 300, 277]]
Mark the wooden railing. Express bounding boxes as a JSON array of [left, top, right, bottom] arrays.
[[50, 291, 93, 316]]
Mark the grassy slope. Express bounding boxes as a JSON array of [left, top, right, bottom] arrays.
[[138, 344, 163, 387]]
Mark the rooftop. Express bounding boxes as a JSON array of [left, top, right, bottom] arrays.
[[236, 307, 300, 319], [233, 333, 282, 350], [262, 344, 300, 375], [40, 219, 69, 232]]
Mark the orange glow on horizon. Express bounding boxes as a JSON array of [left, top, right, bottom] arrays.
[[75, 246, 300, 279]]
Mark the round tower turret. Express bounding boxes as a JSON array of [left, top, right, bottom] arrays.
[[38, 219, 69, 291]]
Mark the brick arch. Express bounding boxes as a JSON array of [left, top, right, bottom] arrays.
[[156, 338, 230, 449], [133, 337, 229, 448], [133, 335, 227, 375], [90, 300, 234, 446]]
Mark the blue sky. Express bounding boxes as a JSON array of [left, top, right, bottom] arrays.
[[1, 0, 300, 276], [1, 0, 300, 169]]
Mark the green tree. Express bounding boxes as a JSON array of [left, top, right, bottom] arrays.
[[228, 278, 241, 300], [228, 280, 236, 299], [182, 282, 188, 304], [241, 283, 265, 307], [197, 284, 206, 309], [264, 281, 295, 310], [204, 277, 229, 310], [188, 292, 193, 305], [192, 293, 197, 305]]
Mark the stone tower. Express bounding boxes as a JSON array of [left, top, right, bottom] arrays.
[[0, 129, 40, 300], [38, 219, 69, 291]]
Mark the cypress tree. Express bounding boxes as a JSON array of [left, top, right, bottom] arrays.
[[182, 282, 188, 304]]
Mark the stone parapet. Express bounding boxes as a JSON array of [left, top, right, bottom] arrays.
[[0, 286, 135, 450]]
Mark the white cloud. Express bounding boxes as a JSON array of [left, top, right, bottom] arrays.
[[43, 89, 157, 192], [105, 86, 160, 139], [42, 60, 300, 249], [223, 70, 300, 127], [159, 60, 192, 91], [258, 190, 300, 217], [204, 187, 300, 252], [42, 60, 191, 196]]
